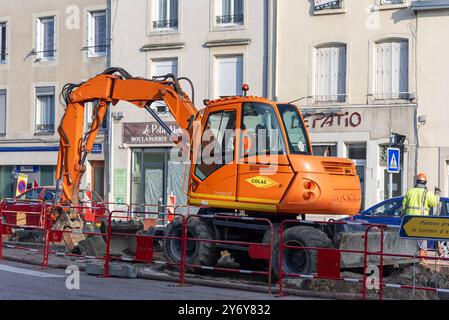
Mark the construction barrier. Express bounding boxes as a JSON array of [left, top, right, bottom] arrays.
[[4, 199, 449, 299], [277, 218, 449, 300], [184, 214, 274, 294], [104, 209, 188, 285], [0, 199, 48, 266], [41, 204, 111, 268]]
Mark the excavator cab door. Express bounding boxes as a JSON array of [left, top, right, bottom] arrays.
[[235, 102, 294, 211], [189, 105, 239, 207]]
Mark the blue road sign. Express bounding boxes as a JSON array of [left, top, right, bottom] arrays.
[[387, 148, 400, 173], [92, 143, 102, 154]]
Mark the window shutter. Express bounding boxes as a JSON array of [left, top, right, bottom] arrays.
[[0, 90, 6, 134], [316, 45, 346, 102], [216, 55, 243, 97], [0, 23, 6, 62], [152, 58, 178, 77]]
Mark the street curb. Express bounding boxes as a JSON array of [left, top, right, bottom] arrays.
[[0, 253, 371, 300]]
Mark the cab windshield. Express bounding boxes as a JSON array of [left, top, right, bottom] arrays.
[[277, 104, 311, 155]]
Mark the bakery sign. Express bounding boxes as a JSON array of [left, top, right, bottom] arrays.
[[123, 122, 182, 145]]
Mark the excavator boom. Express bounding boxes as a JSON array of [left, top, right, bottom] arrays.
[[56, 68, 198, 206]]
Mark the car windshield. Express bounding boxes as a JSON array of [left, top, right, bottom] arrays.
[[277, 104, 311, 155], [368, 200, 402, 217]]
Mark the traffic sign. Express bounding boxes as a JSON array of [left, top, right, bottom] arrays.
[[399, 215, 449, 240], [16, 173, 28, 196], [387, 148, 400, 173]]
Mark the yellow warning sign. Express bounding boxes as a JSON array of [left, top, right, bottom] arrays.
[[245, 176, 279, 189], [400, 216, 449, 240]]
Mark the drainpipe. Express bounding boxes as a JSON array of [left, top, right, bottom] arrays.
[[267, 0, 278, 101], [107, 0, 113, 203]]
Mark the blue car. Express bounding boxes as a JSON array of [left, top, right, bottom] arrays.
[[345, 196, 449, 256]]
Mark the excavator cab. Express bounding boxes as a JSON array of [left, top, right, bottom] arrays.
[[188, 96, 361, 216]]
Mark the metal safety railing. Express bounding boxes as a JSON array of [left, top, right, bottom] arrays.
[[3, 200, 449, 299]]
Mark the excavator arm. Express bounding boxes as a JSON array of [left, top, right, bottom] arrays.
[[56, 68, 198, 206]]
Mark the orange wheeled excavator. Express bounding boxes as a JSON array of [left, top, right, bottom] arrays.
[[54, 67, 364, 275]]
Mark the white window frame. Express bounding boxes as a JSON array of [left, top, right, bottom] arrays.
[[374, 39, 409, 100], [215, 0, 244, 26], [314, 44, 347, 103], [0, 22, 7, 64], [0, 89, 6, 135], [87, 10, 108, 58], [35, 86, 56, 134], [151, 0, 179, 31], [36, 16, 56, 61]]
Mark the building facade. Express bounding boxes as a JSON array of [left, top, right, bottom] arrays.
[[0, 0, 108, 199], [272, 0, 418, 209], [412, 0, 449, 196], [109, 0, 268, 209]]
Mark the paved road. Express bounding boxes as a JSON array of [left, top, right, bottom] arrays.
[[0, 260, 315, 300]]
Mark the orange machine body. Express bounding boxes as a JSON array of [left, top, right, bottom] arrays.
[[187, 96, 361, 216], [56, 69, 361, 217]]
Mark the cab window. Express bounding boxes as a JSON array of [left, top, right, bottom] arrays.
[[241, 102, 286, 158], [195, 110, 236, 180]]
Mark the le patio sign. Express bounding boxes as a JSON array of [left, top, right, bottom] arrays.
[[315, 0, 340, 10]]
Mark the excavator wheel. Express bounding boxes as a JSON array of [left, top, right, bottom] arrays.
[[266, 225, 331, 279], [163, 216, 220, 270]]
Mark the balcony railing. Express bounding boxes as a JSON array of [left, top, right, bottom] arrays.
[[216, 14, 244, 25], [36, 124, 55, 133], [314, 94, 347, 103], [152, 19, 178, 30]]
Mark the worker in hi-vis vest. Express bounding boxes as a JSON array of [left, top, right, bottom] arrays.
[[402, 172, 441, 257]]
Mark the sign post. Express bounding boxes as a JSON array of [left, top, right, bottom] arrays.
[[387, 129, 400, 199]]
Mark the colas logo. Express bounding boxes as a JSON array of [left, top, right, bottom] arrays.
[[246, 176, 279, 189]]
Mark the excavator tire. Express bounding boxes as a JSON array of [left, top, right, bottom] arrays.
[[163, 216, 220, 269], [267, 225, 332, 279]]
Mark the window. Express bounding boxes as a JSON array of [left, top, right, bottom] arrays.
[[314, 0, 343, 11], [195, 111, 236, 180], [35, 86, 55, 134], [216, 0, 244, 25], [381, 0, 403, 5], [375, 40, 409, 99], [241, 103, 286, 158], [0, 89, 6, 135], [278, 104, 310, 155], [151, 58, 178, 112], [215, 55, 243, 98], [151, 58, 178, 78], [313, 144, 337, 157], [152, 0, 179, 30], [367, 199, 402, 217], [36, 16, 56, 61], [0, 22, 7, 64], [315, 45, 346, 102], [88, 11, 107, 57]]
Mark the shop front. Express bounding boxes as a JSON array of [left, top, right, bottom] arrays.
[[302, 105, 417, 209], [123, 121, 189, 213]]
